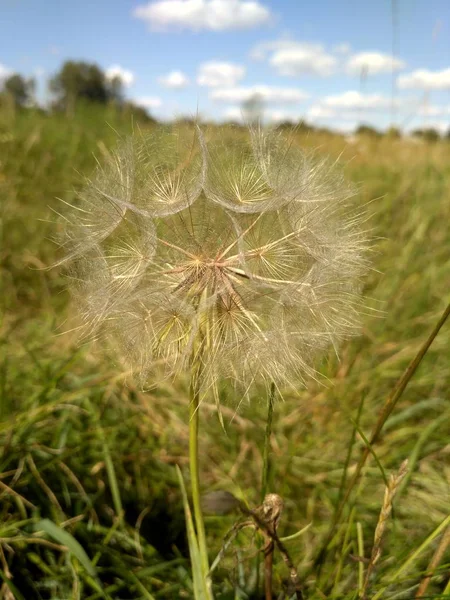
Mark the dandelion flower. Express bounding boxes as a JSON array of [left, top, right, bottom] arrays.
[[59, 125, 370, 396]]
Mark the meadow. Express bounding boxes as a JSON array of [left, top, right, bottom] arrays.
[[0, 104, 449, 599]]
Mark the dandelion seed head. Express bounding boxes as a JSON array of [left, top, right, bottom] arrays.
[[59, 125, 370, 397]]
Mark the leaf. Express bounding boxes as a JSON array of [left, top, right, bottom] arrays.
[[35, 518, 97, 579]]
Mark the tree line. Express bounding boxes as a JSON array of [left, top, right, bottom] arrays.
[[0, 60, 154, 121]]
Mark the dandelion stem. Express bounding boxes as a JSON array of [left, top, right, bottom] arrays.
[[261, 382, 275, 501], [189, 362, 210, 583], [258, 382, 276, 598]]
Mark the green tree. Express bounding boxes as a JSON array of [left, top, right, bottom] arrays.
[[386, 126, 402, 138], [355, 124, 381, 137], [411, 128, 441, 142], [2, 74, 35, 107], [49, 61, 110, 109]]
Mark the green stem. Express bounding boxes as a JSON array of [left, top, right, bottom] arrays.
[[189, 373, 210, 580], [261, 382, 276, 501]]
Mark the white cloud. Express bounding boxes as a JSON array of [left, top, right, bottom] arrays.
[[265, 109, 298, 123], [223, 107, 244, 122], [106, 65, 135, 87], [210, 85, 309, 104], [250, 39, 337, 76], [333, 42, 351, 55], [346, 52, 405, 75], [158, 70, 189, 89], [397, 68, 450, 90], [34, 67, 46, 78], [0, 63, 12, 81], [197, 61, 245, 87], [250, 38, 296, 60], [133, 0, 272, 31], [271, 45, 337, 77], [416, 104, 450, 117], [307, 105, 337, 120], [222, 107, 301, 124], [133, 96, 162, 109], [322, 91, 392, 110]]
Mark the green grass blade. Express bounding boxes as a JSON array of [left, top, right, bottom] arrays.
[[102, 438, 123, 519], [176, 465, 213, 600], [356, 521, 364, 596], [0, 570, 26, 600], [35, 518, 98, 579], [349, 417, 389, 487], [261, 381, 275, 501], [371, 514, 450, 600]]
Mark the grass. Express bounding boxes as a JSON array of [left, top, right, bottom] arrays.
[[1, 105, 449, 599]]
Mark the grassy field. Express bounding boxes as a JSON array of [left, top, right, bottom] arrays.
[[1, 105, 449, 600]]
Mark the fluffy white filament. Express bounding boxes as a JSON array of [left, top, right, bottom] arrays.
[[59, 125, 370, 395]]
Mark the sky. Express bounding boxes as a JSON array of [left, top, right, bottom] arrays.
[[1, 0, 450, 133]]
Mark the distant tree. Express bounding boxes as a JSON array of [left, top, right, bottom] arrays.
[[411, 128, 441, 142], [49, 61, 110, 110], [355, 124, 381, 137], [385, 126, 401, 138], [2, 74, 35, 107]]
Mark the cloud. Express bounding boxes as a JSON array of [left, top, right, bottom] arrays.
[[322, 90, 392, 110], [416, 104, 450, 117], [0, 63, 12, 81], [333, 42, 351, 55], [210, 85, 309, 104], [250, 38, 297, 60], [346, 52, 405, 75], [197, 61, 245, 87], [222, 107, 301, 124], [397, 68, 450, 90], [133, 0, 272, 31], [222, 107, 244, 122], [265, 109, 299, 123], [271, 45, 337, 77], [306, 105, 337, 119], [105, 65, 135, 87], [251, 39, 337, 76], [158, 70, 189, 88], [133, 96, 162, 109]]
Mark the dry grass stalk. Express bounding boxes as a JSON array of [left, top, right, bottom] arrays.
[[209, 492, 303, 599], [360, 459, 408, 598], [415, 522, 450, 598]]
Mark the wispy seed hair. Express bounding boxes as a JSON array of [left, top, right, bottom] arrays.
[[56, 125, 372, 398]]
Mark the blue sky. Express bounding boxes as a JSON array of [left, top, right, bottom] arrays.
[[1, 0, 450, 132]]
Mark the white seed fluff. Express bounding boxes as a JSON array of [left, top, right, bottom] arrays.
[[59, 125, 370, 395]]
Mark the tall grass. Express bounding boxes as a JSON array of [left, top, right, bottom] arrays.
[[1, 107, 449, 598]]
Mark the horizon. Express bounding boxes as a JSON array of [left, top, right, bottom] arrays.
[[1, 0, 449, 134]]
